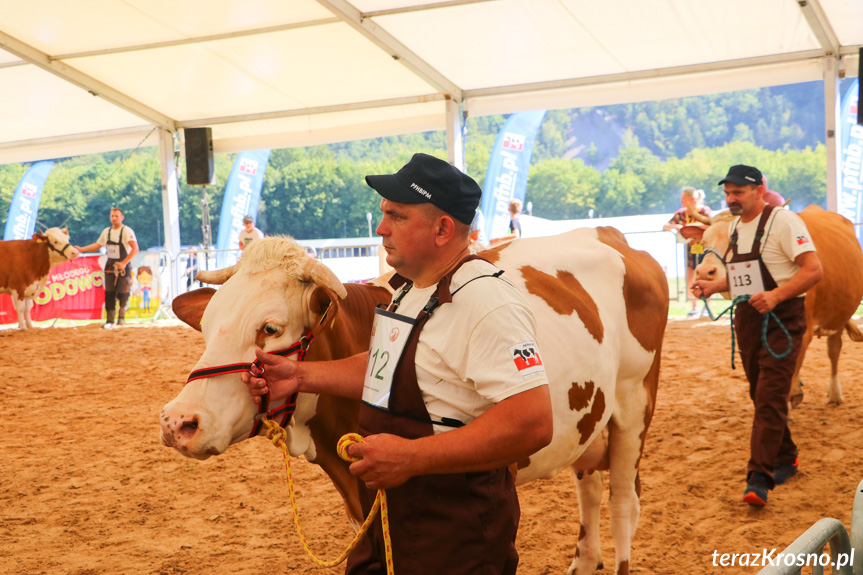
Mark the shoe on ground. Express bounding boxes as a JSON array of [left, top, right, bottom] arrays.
[[102, 322, 115, 330], [743, 472, 770, 506], [774, 458, 799, 486], [686, 309, 699, 318]]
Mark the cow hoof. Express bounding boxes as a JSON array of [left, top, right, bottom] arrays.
[[789, 392, 804, 408], [567, 558, 603, 575]]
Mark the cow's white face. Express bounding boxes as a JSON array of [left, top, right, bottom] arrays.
[[42, 227, 79, 266], [681, 212, 735, 287], [693, 222, 730, 283], [160, 269, 312, 459]]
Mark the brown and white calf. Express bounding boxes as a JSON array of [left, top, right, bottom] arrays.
[[682, 205, 863, 405], [162, 231, 668, 575], [0, 227, 79, 329]]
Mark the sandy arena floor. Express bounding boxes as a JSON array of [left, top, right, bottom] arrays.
[[1, 316, 862, 574]]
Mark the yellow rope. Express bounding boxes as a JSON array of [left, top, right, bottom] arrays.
[[261, 418, 394, 574]]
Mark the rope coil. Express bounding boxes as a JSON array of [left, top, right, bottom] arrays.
[[261, 418, 394, 574], [701, 295, 792, 369]]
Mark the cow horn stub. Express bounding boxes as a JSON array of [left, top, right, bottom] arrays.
[[300, 258, 347, 299], [196, 265, 238, 286]]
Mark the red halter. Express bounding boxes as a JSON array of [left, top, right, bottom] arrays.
[[185, 330, 316, 438]]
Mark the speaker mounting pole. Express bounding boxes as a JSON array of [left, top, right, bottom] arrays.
[[201, 185, 211, 270]]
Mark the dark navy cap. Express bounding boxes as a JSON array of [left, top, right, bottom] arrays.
[[365, 153, 482, 225], [718, 164, 763, 187]]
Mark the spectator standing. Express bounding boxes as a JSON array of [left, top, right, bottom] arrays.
[[664, 187, 712, 317], [238, 215, 264, 251], [508, 199, 523, 238]]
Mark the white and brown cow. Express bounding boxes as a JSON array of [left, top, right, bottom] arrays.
[[682, 205, 863, 405], [161, 230, 668, 575], [0, 227, 79, 329]]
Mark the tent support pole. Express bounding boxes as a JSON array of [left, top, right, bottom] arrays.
[[446, 98, 466, 172], [824, 56, 841, 213], [159, 128, 182, 301]]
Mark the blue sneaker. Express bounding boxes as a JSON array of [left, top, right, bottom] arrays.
[[774, 458, 799, 486], [743, 472, 770, 506]]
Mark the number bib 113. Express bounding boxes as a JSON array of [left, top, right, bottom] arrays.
[[728, 260, 765, 298], [362, 307, 416, 410]]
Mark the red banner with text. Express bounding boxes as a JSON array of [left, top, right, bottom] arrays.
[[0, 256, 105, 325]]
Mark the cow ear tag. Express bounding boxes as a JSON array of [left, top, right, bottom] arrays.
[[690, 241, 704, 254]]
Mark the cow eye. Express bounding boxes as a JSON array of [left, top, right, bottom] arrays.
[[263, 323, 280, 335]]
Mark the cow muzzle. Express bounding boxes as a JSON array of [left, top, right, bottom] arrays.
[[160, 403, 227, 460], [695, 263, 719, 281]]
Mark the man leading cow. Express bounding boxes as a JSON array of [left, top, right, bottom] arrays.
[[76, 207, 139, 329], [691, 164, 823, 507], [242, 153, 553, 574]]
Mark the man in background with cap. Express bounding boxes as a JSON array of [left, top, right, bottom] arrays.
[[692, 164, 822, 507], [242, 152, 552, 573], [238, 214, 264, 252]]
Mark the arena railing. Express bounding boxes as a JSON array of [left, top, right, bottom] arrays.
[[162, 234, 686, 307], [146, 248, 175, 321], [171, 244, 320, 300], [755, 476, 863, 575]]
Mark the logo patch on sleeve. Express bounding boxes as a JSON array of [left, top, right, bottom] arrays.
[[509, 342, 545, 377], [796, 235, 810, 245]]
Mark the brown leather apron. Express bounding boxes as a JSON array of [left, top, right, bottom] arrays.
[[346, 256, 519, 575], [726, 206, 804, 486]]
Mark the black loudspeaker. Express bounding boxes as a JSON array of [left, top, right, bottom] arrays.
[[858, 48, 862, 125], [184, 128, 215, 186]]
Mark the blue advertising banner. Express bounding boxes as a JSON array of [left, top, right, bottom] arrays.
[[3, 161, 54, 240], [837, 79, 862, 242], [215, 149, 271, 267], [479, 110, 546, 242]]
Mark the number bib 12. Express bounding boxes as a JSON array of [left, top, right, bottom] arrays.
[[362, 307, 416, 410], [728, 260, 765, 298]]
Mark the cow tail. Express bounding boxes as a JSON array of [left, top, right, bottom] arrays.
[[844, 320, 863, 342]]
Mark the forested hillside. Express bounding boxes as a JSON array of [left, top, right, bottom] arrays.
[[0, 80, 842, 249]]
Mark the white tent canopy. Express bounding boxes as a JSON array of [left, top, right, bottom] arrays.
[[1, 0, 862, 258], [2, 0, 861, 163]]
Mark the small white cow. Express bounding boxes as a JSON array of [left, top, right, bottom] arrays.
[[0, 227, 79, 329], [161, 231, 668, 575]]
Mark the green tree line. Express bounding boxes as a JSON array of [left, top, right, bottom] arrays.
[[0, 137, 826, 250]]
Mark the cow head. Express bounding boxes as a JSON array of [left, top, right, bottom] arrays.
[[160, 237, 346, 460], [680, 211, 735, 291], [36, 227, 79, 266]]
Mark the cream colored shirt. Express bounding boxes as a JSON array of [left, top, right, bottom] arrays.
[[96, 226, 137, 252], [392, 259, 549, 434], [727, 208, 815, 287], [239, 227, 264, 247]]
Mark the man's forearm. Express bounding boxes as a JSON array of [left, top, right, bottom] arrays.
[[772, 268, 821, 301], [78, 243, 101, 253], [297, 352, 367, 399]]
